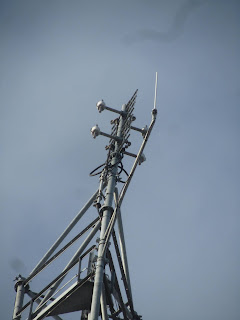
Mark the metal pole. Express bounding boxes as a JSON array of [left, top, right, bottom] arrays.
[[30, 189, 100, 276], [114, 188, 132, 300], [90, 104, 127, 320], [100, 285, 109, 320], [13, 276, 25, 320]]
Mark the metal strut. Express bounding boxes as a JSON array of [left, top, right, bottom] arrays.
[[89, 103, 129, 320]]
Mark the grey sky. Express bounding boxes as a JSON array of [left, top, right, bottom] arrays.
[[1, 1, 239, 319]]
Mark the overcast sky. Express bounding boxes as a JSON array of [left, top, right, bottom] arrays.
[[1, 1, 240, 320]]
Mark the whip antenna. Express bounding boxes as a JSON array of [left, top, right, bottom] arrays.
[[154, 71, 158, 110]]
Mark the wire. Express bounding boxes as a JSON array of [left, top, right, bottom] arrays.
[[89, 163, 105, 176]]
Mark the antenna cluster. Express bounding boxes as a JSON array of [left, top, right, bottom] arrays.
[[90, 90, 147, 174]]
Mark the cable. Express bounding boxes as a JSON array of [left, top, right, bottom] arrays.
[[89, 163, 105, 176]]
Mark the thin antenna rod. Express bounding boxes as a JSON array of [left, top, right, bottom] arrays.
[[154, 72, 158, 109]]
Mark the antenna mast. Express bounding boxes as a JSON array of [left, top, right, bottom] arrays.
[[13, 75, 158, 320]]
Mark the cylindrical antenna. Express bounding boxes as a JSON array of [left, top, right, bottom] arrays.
[[154, 71, 158, 109]]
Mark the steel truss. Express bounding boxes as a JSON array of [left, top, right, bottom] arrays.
[[13, 74, 158, 320]]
